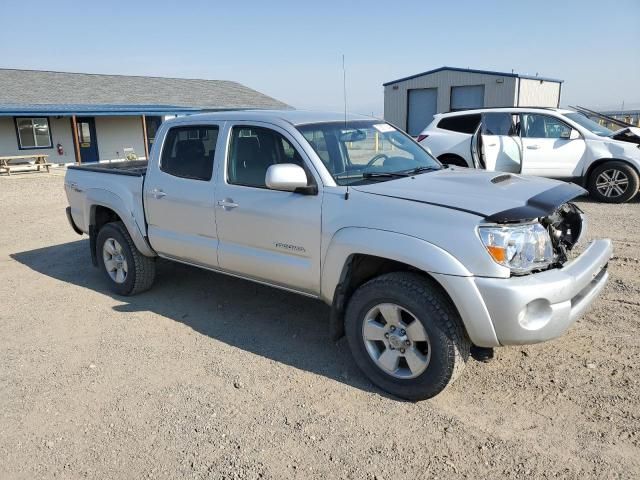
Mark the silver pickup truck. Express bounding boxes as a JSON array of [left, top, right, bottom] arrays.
[[65, 110, 612, 400]]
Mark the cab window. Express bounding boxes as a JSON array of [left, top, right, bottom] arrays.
[[227, 126, 305, 188], [160, 126, 218, 181]]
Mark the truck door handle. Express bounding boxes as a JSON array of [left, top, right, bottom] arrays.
[[151, 188, 167, 199], [69, 182, 83, 192], [217, 199, 239, 210], [526, 145, 540, 150]]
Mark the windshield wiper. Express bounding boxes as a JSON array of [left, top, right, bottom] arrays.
[[404, 166, 441, 175], [362, 171, 411, 179]]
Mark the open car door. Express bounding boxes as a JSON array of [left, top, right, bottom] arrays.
[[472, 112, 522, 173], [470, 123, 483, 169]]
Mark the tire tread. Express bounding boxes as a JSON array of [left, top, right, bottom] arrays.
[[98, 221, 156, 295], [345, 271, 470, 400]]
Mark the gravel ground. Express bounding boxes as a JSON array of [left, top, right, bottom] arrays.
[[1, 171, 639, 479]]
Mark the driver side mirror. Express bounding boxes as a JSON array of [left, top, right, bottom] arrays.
[[265, 164, 317, 195], [561, 129, 580, 140]]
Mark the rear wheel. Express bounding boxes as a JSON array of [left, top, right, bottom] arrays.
[[96, 221, 156, 295], [345, 272, 470, 400], [587, 161, 639, 203]]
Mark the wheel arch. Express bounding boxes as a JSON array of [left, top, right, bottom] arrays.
[[322, 228, 497, 346], [584, 158, 640, 184], [437, 153, 470, 167], [84, 189, 155, 265]]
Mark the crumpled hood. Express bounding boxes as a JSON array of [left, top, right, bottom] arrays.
[[610, 126, 640, 145], [352, 167, 587, 222]]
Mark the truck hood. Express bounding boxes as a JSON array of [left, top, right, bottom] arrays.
[[352, 168, 587, 222]]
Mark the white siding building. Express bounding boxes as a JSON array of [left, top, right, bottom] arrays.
[[383, 67, 563, 135], [0, 69, 289, 165]]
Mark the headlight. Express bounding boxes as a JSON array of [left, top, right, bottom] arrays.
[[479, 223, 554, 275]]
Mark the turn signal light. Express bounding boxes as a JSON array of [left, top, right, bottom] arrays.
[[416, 134, 429, 143], [486, 245, 507, 263]]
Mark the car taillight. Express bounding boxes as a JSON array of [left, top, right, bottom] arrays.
[[416, 134, 429, 143]]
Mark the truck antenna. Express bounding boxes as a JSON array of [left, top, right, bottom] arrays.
[[342, 54, 348, 127]]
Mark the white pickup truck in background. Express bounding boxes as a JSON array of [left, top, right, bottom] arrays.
[[65, 110, 612, 400]]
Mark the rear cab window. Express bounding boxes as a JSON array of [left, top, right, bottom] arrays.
[[160, 126, 219, 181]]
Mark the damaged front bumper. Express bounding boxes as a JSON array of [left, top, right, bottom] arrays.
[[474, 239, 612, 345]]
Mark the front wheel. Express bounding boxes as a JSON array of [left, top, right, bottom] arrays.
[[96, 221, 156, 295], [345, 272, 470, 400], [587, 161, 639, 203]]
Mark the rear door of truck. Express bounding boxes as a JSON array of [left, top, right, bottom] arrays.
[[144, 121, 223, 267]]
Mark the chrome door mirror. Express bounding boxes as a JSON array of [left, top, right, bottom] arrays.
[[265, 164, 315, 194]]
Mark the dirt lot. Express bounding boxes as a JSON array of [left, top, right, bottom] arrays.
[[0, 170, 639, 479]]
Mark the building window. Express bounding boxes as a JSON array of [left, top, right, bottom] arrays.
[[14, 117, 52, 149]]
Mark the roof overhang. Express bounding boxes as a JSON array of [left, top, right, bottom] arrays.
[[0, 103, 245, 117], [383, 66, 564, 87]]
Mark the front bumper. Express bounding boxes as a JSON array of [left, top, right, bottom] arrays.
[[474, 239, 612, 345]]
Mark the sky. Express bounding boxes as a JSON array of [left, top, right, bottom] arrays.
[[0, 0, 638, 116]]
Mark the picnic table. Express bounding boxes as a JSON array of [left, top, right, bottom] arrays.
[[0, 154, 51, 176]]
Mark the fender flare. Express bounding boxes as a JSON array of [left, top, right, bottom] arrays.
[[321, 227, 471, 303], [84, 188, 155, 258], [321, 227, 499, 347]]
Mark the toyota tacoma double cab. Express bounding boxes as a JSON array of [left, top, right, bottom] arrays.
[[65, 110, 612, 400]]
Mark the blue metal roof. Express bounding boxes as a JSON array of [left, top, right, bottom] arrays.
[[383, 66, 563, 86], [0, 103, 227, 116]]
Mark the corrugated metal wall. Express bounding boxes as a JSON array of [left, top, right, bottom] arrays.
[[384, 71, 518, 131], [517, 78, 561, 107]]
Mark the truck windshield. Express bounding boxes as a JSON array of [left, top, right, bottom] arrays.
[[297, 121, 442, 185], [563, 112, 614, 137]]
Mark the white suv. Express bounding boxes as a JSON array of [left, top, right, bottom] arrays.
[[418, 107, 640, 203]]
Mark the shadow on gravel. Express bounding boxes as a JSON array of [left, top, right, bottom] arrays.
[[12, 239, 387, 397]]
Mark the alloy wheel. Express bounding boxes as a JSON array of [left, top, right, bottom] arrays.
[[596, 169, 629, 198], [361, 303, 431, 379], [102, 238, 128, 284]]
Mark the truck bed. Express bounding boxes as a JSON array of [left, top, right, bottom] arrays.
[[68, 160, 148, 176]]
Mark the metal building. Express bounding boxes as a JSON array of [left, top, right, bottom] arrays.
[[383, 66, 563, 135]]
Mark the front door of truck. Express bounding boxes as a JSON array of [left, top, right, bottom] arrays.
[[214, 123, 322, 294], [478, 112, 521, 173], [519, 113, 586, 178], [144, 123, 222, 267]]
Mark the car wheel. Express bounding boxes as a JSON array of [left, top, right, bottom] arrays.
[[345, 272, 470, 400], [588, 161, 639, 203], [96, 221, 156, 295]]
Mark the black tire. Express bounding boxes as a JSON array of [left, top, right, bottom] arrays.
[[96, 221, 156, 295], [587, 161, 639, 203], [345, 272, 470, 401], [438, 154, 470, 168]]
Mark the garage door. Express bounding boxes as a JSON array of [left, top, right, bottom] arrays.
[[407, 88, 437, 136], [450, 85, 485, 111]]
